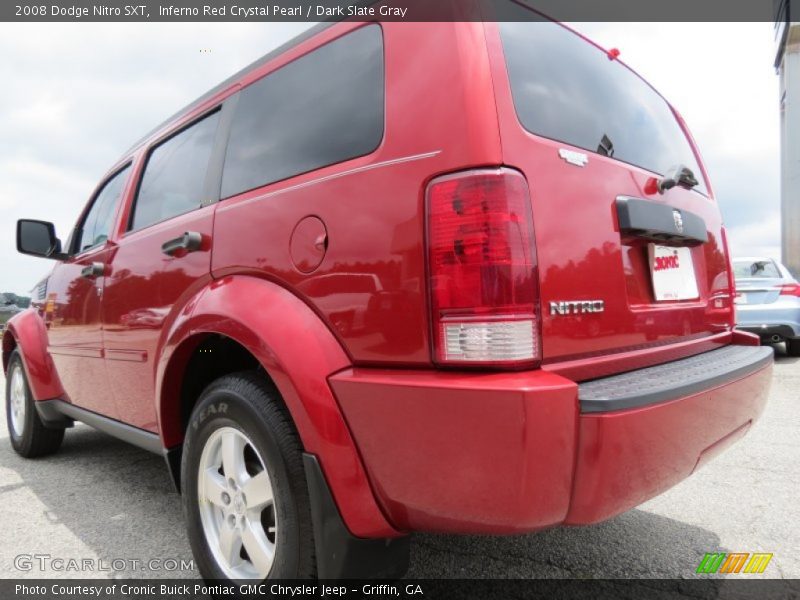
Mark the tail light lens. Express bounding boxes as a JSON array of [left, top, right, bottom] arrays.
[[780, 283, 800, 297], [720, 227, 737, 328], [426, 168, 540, 367]]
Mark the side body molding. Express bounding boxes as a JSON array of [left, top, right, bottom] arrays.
[[156, 275, 398, 539], [2, 309, 65, 401]]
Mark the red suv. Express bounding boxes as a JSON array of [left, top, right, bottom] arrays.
[[4, 8, 773, 581]]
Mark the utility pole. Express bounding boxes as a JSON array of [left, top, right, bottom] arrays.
[[775, 0, 800, 276]]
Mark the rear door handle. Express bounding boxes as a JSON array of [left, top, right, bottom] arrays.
[[80, 262, 105, 279], [161, 231, 204, 257]]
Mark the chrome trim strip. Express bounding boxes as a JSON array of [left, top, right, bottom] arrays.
[[218, 150, 442, 210]]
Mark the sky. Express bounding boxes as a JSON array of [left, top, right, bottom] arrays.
[[0, 21, 782, 295]]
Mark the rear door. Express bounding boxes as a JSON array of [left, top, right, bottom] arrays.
[[102, 106, 225, 432], [487, 14, 733, 368]]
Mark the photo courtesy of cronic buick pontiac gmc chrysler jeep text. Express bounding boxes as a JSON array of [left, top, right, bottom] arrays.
[[3, 2, 774, 581]]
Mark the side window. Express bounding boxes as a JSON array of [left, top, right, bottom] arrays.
[[130, 111, 220, 232], [221, 24, 384, 199], [75, 165, 131, 254]]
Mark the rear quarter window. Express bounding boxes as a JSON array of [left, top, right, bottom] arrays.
[[221, 24, 384, 198], [499, 11, 708, 194]]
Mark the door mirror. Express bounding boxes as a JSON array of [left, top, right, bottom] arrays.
[[16, 219, 66, 260]]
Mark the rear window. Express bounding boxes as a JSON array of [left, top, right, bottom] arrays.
[[733, 260, 782, 280], [499, 12, 708, 194], [221, 24, 384, 199]]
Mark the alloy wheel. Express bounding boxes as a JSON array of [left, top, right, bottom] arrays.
[[197, 426, 277, 580], [8, 365, 26, 437]]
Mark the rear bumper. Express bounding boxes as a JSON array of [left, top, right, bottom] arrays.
[[330, 344, 773, 534], [566, 345, 772, 524], [737, 324, 799, 341], [736, 303, 800, 338]]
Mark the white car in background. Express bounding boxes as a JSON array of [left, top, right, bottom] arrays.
[[734, 257, 800, 356]]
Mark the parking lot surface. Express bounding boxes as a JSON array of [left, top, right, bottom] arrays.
[[0, 347, 797, 586]]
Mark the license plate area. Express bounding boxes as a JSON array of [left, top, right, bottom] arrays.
[[648, 244, 699, 301]]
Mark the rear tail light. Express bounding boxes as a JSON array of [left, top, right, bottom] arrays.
[[779, 283, 800, 297], [425, 168, 540, 367], [720, 227, 736, 328]]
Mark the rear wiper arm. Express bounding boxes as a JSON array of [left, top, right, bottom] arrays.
[[597, 134, 614, 157], [657, 164, 699, 193]]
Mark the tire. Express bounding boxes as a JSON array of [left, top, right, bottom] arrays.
[[787, 338, 800, 357], [182, 371, 315, 582], [5, 350, 64, 458]]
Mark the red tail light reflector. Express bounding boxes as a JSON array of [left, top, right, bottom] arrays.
[[426, 168, 540, 367], [779, 283, 800, 297], [720, 227, 736, 328]]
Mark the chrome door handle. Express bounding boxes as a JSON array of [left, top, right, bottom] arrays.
[[80, 262, 105, 279], [161, 231, 203, 257]]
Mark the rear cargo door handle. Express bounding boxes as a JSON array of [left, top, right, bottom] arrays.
[[161, 231, 204, 257], [80, 262, 105, 279]]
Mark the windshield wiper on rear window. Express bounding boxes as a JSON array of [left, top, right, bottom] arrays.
[[657, 164, 699, 193], [597, 134, 614, 157]]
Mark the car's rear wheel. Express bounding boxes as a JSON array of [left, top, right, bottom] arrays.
[[182, 372, 315, 581], [5, 350, 64, 457], [787, 338, 800, 357]]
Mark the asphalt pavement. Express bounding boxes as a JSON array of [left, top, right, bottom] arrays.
[[0, 346, 797, 586]]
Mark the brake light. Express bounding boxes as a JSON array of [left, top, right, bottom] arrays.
[[780, 283, 800, 297], [720, 227, 736, 328], [426, 168, 540, 367]]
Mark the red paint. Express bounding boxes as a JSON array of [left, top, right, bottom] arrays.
[[331, 367, 578, 533], [543, 331, 732, 382], [41, 244, 117, 416], [484, 21, 735, 366], [156, 276, 397, 538], [4, 17, 771, 541], [102, 200, 216, 431], [289, 216, 328, 273], [3, 311, 64, 401], [211, 22, 501, 365], [566, 363, 772, 524], [331, 361, 771, 533]]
